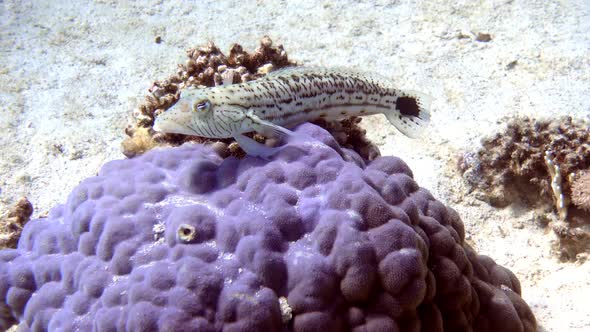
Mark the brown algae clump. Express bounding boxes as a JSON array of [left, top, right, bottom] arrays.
[[571, 171, 590, 212], [459, 116, 590, 260], [0, 197, 33, 249]]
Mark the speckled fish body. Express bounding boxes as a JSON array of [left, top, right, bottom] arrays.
[[153, 67, 431, 157]]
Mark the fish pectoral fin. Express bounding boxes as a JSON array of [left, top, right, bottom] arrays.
[[233, 133, 280, 160], [245, 110, 297, 141], [238, 110, 316, 158]]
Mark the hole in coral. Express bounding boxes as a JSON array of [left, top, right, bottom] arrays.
[[177, 224, 196, 243]]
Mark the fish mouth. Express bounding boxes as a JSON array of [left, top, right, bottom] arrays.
[[153, 115, 198, 136]]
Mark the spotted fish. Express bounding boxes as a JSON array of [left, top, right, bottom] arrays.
[[153, 67, 432, 158]]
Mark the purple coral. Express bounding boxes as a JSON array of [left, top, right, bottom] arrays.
[[0, 124, 535, 331]]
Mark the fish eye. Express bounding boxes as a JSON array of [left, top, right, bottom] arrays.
[[194, 99, 210, 112]]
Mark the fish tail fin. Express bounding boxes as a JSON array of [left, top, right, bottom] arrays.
[[384, 90, 432, 138]]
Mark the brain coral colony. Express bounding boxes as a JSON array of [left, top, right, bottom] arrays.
[[1, 125, 536, 331], [0, 38, 537, 331], [459, 116, 590, 261]]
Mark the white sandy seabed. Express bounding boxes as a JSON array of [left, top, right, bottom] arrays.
[[0, 1, 589, 331]]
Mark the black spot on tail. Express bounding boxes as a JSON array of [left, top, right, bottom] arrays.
[[396, 97, 420, 117]]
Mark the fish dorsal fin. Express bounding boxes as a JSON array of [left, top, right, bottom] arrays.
[[260, 66, 394, 88], [259, 66, 313, 79], [262, 66, 361, 77]]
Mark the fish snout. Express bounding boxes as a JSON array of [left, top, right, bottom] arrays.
[[153, 101, 197, 135]]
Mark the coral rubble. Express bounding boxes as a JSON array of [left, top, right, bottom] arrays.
[[459, 116, 590, 260], [1, 124, 535, 331]]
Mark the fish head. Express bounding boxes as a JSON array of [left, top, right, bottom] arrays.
[[153, 88, 229, 137]]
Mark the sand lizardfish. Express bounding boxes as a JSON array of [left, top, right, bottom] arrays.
[[153, 67, 432, 158]]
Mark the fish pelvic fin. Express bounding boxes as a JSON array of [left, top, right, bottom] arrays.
[[233, 109, 310, 159]]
